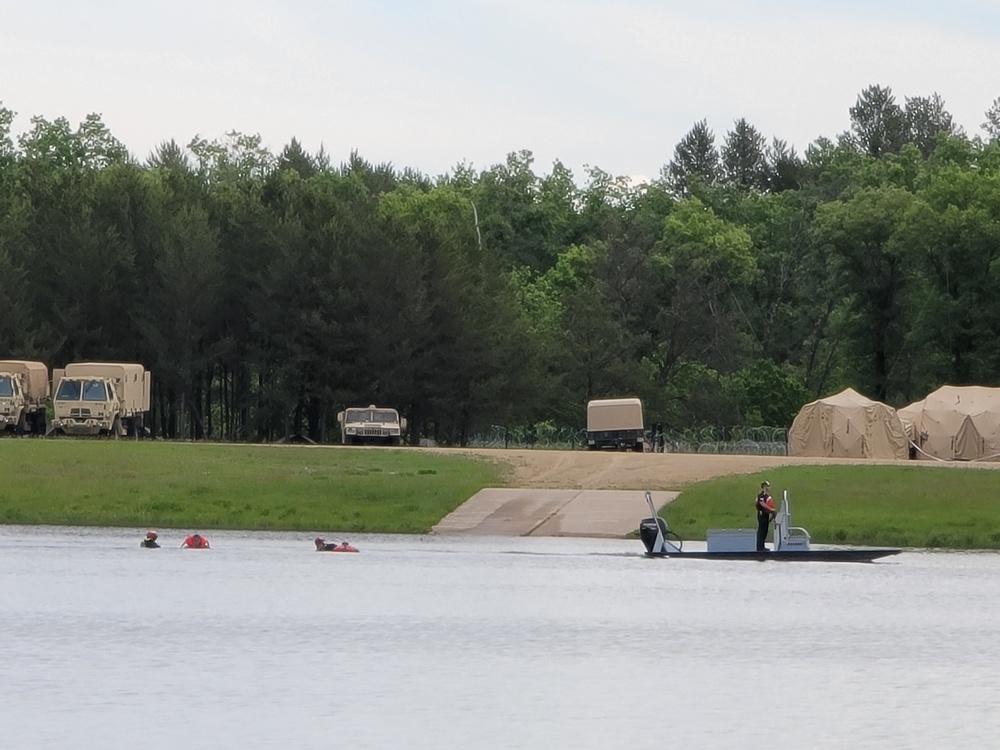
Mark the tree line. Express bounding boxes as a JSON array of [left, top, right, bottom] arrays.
[[2, 85, 1000, 443]]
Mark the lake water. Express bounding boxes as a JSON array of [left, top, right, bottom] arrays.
[[2, 525, 999, 750]]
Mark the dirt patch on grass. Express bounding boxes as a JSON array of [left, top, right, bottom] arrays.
[[433, 448, 988, 490], [421, 448, 796, 489]]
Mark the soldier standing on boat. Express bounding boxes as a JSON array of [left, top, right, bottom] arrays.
[[755, 481, 776, 552]]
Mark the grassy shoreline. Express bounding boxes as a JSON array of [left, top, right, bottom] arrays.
[[664, 464, 1000, 550], [0, 440, 504, 533], [4, 441, 1000, 548]]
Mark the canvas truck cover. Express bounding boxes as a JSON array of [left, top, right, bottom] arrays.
[[60, 362, 151, 412], [587, 398, 644, 431], [0, 360, 49, 402], [898, 385, 1000, 461], [787, 387, 908, 459]]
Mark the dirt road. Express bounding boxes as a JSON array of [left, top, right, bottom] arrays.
[[454, 448, 884, 490], [428, 448, 1000, 537], [425, 447, 1000, 537], [429, 449, 864, 538]]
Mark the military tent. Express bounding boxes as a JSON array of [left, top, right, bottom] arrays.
[[787, 388, 909, 459], [897, 385, 1000, 461]]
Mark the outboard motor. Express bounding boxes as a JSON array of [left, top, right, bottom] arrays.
[[639, 516, 667, 554], [639, 491, 682, 555]]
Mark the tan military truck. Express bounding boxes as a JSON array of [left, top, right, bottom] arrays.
[[337, 405, 406, 445], [0, 360, 50, 435], [585, 397, 645, 452], [51, 362, 151, 437]]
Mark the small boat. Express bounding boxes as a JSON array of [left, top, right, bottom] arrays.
[[639, 490, 900, 563]]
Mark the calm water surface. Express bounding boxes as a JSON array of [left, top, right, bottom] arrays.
[[2, 525, 999, 749]]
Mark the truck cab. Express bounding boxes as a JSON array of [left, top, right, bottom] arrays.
[[0, 373, 24, 432], [0, 360, 50, 434], [52, 376, 122, 436]]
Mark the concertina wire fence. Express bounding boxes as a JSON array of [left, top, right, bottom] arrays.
[[466, 425, 789, 455]]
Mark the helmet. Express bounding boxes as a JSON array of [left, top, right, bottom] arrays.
[[146, 530, 158, 539]]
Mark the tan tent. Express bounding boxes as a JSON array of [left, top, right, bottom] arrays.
[[788, 387, 909, 459], [898, 385, 1000, 461]]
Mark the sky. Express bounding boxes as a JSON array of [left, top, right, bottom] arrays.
[[3, 0, 999, 183]]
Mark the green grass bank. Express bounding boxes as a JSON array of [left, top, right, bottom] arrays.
[[6, 441, 1000, 548], [664, 464, 1000, 549], [0, 440, 503, 533]]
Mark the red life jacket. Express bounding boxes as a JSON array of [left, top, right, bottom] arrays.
[[755, 492, 775, 513]]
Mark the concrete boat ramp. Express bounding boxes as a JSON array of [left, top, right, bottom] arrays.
[[432, 488, 679, 538]]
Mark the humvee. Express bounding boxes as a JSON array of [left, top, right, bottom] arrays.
[[337, 405, 406, 445]]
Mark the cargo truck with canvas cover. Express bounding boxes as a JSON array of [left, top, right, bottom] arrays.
[[51, 362, 151, 437], [586, 397, 645, 451], [0, 360, 49, 434], [337, 405, 406, 445]]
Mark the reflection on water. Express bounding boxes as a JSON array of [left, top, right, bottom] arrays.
[[3, 525, 999, 749]]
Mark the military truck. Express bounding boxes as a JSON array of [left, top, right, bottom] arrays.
[[585, 397, 645, 452], [0, 360, 50, 435], [337, 405, 406, 445], [50, 362, 151, 437]]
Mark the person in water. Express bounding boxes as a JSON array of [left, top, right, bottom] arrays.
[[140, 530, 160, 548], [180, 533, 210, 549], [315, 537, 354, 551], [315, 537, 335, 551], [755, 481, 776, 552]]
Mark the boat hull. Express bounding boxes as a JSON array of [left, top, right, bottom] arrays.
[[644, 548, 901, 563]]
